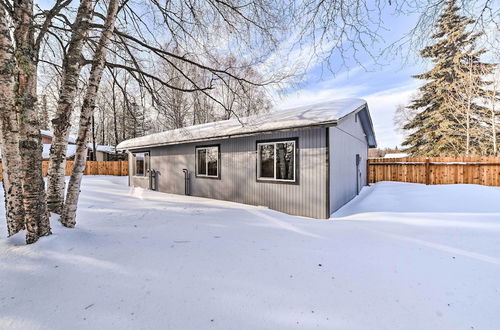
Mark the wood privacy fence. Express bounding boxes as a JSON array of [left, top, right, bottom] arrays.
[[0, 161, 128, 181], [368, 157, 500, 186]]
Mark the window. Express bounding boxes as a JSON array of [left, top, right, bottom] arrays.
[[195, 145, 220, 178], [257, 140, 296, 182], [133, 152, 149, 176]]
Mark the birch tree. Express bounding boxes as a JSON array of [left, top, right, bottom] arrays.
[[485, 67, 500, 155], [46, 0, 96, 213], [0, 6, 24, 236], [61, 0, 120, 227], [13, 0, 51, 243], [0, 0, 72, 243]]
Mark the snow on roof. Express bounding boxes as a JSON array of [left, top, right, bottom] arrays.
[[118, 98, 370, 150], [96, 145, 115, 153], [87, 144, 116, 153], [42, 144, 77, 159], [41, 144, 115, 159], [41, 129, 76, 144], [384, 152, 408, 158]]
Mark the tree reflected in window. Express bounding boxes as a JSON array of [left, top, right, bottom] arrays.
[[257, 140, 296, 182]]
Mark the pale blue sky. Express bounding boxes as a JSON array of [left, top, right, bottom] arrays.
[[35, 0, 435, 148], [36, 0, 499, 148], [279, 7, 424, 148]]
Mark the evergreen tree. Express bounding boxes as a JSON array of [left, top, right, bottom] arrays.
[[402, 0, 495, 156]]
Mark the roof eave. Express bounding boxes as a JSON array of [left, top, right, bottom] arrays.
[[117, 121, 339, 151], [357, 105, 377, 148]]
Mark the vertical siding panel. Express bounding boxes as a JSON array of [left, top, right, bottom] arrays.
[[305, 129, 309, 217], [310, 129, 314, 217], [129, 127, 333, 218], [329, 114, 369, 214], [314, 129, 320, 218], [309, 129, 314, 217], [318, 129, 323, 218]]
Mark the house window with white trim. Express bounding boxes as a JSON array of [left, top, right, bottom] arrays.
[[257, 140, 296, 182], [196, 146, 220, 178], [133, 152, 149, 176]]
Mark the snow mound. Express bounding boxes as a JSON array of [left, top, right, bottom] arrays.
[[1, 179, 499, 329]]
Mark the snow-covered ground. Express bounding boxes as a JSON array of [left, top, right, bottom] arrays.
[[1, 177, 499, 330]]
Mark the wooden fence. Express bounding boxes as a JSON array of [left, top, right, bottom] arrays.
[[368, 157, 500, 186], [0, 160, 128, 181]]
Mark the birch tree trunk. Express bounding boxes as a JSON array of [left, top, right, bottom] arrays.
[[60, 0, 120, 227], [493, 107, 497, 155], [39, 94, 49, 131], [46, 0, 95, 213], [466, 103, 470, 156], [112, 76, 119, 151], [91, 114, 97, 161], [13, 0, 51, 243], [490, 71, 499, 156], [0, 7, 25, 236]]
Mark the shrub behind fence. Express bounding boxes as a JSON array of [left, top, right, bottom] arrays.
[[368, 157, 500, 186]]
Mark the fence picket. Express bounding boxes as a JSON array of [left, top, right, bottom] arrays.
[[0, 161, 128, 181], [368, 157, 500, 186]]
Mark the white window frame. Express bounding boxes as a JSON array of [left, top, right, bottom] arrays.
[[195, 146, 219, 178], [133, 152, 149, 177], [257, 140, 296, 182]]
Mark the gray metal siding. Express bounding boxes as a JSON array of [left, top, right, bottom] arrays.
[[129, 128, 328, 218], [329, 113, 369, 214]]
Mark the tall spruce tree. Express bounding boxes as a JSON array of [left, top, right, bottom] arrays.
[[402, 0, 495, 156]]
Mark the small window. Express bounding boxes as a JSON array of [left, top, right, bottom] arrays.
[[133, 152, 149, 176], [196, 146, 219, 178], [257, 140, 296, 182]]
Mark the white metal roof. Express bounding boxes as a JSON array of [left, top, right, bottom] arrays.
[[42, 144, 77, 159], [87, 144, 116, 153], [41, 144, 116, 159], [41, 129, 76, 144], [117, 98, 375, 150]]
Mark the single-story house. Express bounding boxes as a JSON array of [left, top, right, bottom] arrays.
[[117, 98, 377, 219], [0, 130, 76, 160], [0, 129, 120, 161], [41, 143, 117, 161], [86, 144, 118, 161], [41, 129, 76, 145]]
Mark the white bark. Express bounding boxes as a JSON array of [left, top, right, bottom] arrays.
[[0, 7, 25, 236], [14, 0, 51, 243], [60, 0, 120, 227], [46, 0, 96, 214], [489, 70, 499, 155]]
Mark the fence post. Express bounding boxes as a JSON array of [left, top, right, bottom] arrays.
[[425, 157, 430, 185]]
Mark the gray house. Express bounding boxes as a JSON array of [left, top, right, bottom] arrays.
[[117, 98, 376, 219]]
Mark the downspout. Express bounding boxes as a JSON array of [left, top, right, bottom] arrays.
[[182, 169, 190, 195]]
